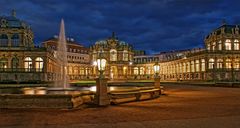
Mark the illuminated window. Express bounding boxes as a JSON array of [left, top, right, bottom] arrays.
[[35, 57, 44, 72], [24, 57, 32, 72], [123, 50, 128, 61], [183, 63, 186, 73], [195, 60, 199, 72], [212, 42, 216, 51], [123, 67, 127, 75], [140, 67, 145, 75], [110, 49, 117, 61], [187, 62, 190, 72], [217, 59, 223, 69], [146, 67, 151, 74], [73, 67, 78, 74], [207, 44, 210, 50], [201, 59, 205, 71], [134, 67, 139, 75], [234, 39, 239, 50], [179, 63, 182, 73], [208, 58, 214, 69], [225, 39, 231, 50], [80, 68, 84, 75], [191, 61, 195, 72], [218, 41, 222, 50], [234, 59, 239, 70], [0, 58, 8, 69], [226, 59, 232, 69]]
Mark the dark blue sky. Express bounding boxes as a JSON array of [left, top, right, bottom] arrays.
[[0, 0, 239, 54]]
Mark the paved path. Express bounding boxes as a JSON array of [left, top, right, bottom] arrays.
[[1, 85, 240, 128]]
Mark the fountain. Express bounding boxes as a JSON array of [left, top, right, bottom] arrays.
[[55, 19, 68, 89]]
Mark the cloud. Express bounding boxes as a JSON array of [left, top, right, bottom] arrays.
[[0, 0, 239, 53]]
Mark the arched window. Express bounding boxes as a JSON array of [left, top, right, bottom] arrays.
[[187, 62, 190, 72], [123, 50, 128, 61], [207, 44, 210, 50], [195, 60, 199, 72], [234, 39, 239, 50], [110, 49, 117, 61], [212, 42, 216, 51], [11, 34, 20, 47], [134, 67, 139, 75], [73, 67, 78, 74], [183, 63, 186, 73], [11, 57, 19, 69], [140, 67, 145, 75], [225, 59, 232, 69], [208, 58, 214, 69], [0, 58, 8, 69], [234, 58, 240, 70], [24, 57, 32, 72], [191, 61, 195, 72], [201, 59, 205, 71], [0, 34, 8, 47], [217, 59, 223, 69], [225, 39, 231, 50], [218, 41, 222, 50], [35, 57, 43, 72], [179, 63, 182, 73]]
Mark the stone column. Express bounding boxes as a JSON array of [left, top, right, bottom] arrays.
[[154, 76, 160, 89], [95, 78, 110, 106]]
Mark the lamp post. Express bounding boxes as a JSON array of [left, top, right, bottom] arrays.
[[95, 53, 109, 106], [153, 62, 160, 89]]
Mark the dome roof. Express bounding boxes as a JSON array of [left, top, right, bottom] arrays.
[[0, 10, 29, 29]]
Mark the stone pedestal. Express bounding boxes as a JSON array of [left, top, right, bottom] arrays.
[[154, 76, 160, 89], [95, 78, 110, 106]]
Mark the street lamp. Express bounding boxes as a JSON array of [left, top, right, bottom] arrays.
[[97, 54, 107, 78], [153, 62, 161, 89], [95, 52, 109, 106], [153, 62, 160, 76]]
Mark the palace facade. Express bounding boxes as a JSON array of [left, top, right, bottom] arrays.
[[0, 10, 239, 83]]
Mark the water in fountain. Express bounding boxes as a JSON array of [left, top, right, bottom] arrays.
[[55, 19, 68, 88]]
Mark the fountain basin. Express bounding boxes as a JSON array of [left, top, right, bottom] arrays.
[[0, 91, 94, 109]]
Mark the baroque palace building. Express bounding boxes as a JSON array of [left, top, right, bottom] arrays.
[[0, 10, 58, 83], [0, 10, 239, 83]]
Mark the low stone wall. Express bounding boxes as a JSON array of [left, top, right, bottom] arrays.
[[0, 92, 94, 109]]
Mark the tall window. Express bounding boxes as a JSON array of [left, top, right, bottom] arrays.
[[234, 59, 239, 70], [24, 57, 32, 72], [140, 67, 145, 75], [35, 57, 44, 72], [0, 58, 8, 69], [225, 39, 231, 50], [73, 67, 78, 74], [123, 50, 128, 61], [207, 44, 210, 50], [11, 57, 19, 69], [179, 63, 182, 73], [110, 49, 117, 61], [218, 41, 222, 50], [146, 67, 151, 74], [208, 58, 214, 69], [226, 59, 232, 69], [212, 42, 216, 51], [11, 34, 20, 47], [183, 63, 186, 73], [80, 68, 85, 75], [0, 34, 8, 47], [201, 59, 205, 71], [134, 67, 139, 75], [234, 39, 239, 50], [191, 61, 195, 72], [187, 62, 190, 72], [92, 50, 97, 61], [195, 60, 199, 72], [217, 59, 223, 69]]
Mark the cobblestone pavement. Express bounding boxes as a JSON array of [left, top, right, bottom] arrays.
[[1, 85, 240, 128]]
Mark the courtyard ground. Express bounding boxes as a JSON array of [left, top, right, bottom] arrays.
[[0, 85, 240, 128]]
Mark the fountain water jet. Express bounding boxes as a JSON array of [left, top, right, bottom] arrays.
[[55, 19, 68, 88]]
